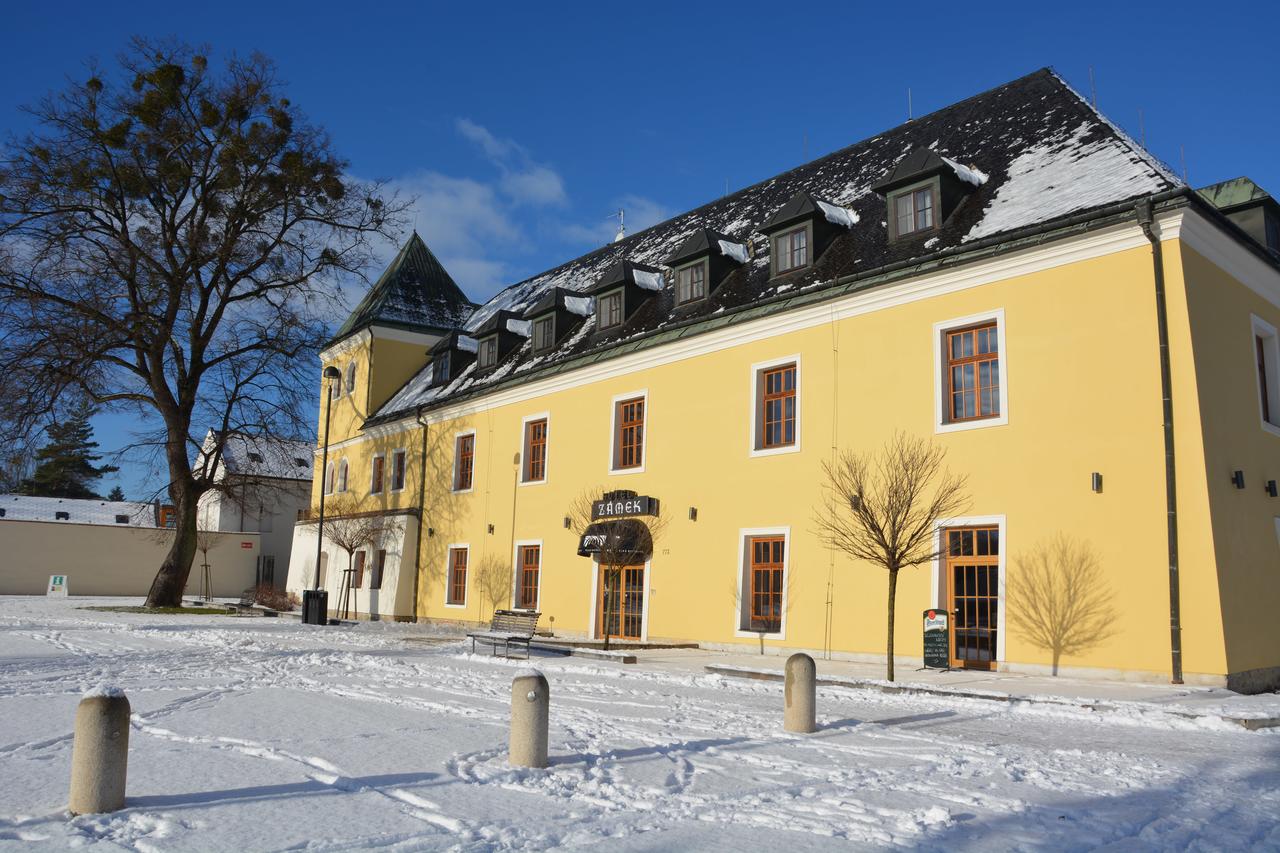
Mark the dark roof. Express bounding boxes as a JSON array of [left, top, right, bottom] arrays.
[[330, 232, 475, 346], [374, 68, 1180, 423], [870, 147, 954, 194], [588, 259, 664, 295], [758, 191, 836, 233], [525, 286, 574, 317], [667, 228, 740, 266], [473, 309, 525, 338]]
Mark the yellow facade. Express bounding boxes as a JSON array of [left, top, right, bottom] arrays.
[[303, 214, 1280, 691]]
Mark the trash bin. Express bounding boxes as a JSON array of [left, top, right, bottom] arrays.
[[302, 589, 328, 625]]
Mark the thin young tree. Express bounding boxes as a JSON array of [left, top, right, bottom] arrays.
[[0, 39, 403, 607], [566, 486, 667, 651], [816, 432, 969, 682], [1006, 534, 1118, 675], [322, 496, 400, 618]]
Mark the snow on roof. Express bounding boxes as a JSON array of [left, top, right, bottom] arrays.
[[940, 155, 989, 188], [717, 239, 749, 263], [197, 431, 315, 482], [564, 295, 594, 316], [456, 335, 479, 354], [0, 494, 155, 527], [506, 318, 532, 337], [632, 269, 665, 291], [371, 69, 1181, 424], [815, 200, 859, 228]]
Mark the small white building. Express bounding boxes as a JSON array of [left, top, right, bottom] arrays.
[[195, 431, 313, 589]]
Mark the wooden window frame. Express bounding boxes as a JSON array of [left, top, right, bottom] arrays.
[[445, 546, 468, 607], [760, 363, 797, 450], [943, 524, 1001, 670], [1252, 315, 1280, 436], [934, 310, 1008, 434], [389, 448, 404, 489], [453, 432, 475, 493], [735, 527, 790, 638], [771, 224, 810, 275], [533, 315, 555, 353], [750, 356, 801, 457], [610, 393, 647, 474], [353, 549, 366, 589], [477, 336, 499, 370], [370, 454, 385, 495], [675, 260, 707, 305], [516, 543, 541, 611], [598, 289, 624, 330], [521, 416, 549, 484], [944, 322, 1001, 424], [336, 458, 348, 493], [888, 177, 940, 241], [323, 462, 335, 495], [370, 548, 386, 590]]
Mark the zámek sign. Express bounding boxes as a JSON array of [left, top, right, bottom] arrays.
[[591, 489, 659, 520]]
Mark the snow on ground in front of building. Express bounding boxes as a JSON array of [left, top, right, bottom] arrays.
[[1, 597, 1277, 852]]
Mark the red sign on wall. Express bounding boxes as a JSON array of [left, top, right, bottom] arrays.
[[241, 542, 254, 549]]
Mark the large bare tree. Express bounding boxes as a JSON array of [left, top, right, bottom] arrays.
[[567, 486, 667, 651], [0, 40, 402, 606], [1006, 535, 1118, 675], [816, 432, 969, 681]]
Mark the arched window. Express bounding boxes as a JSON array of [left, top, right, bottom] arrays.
[[345, 361, 358, 397], [329, 366, 342, 400], [324, 462, 335, 495], [337, 459, 348, 493]]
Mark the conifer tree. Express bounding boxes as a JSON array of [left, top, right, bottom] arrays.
[[107, 485, 126, 502], [19, 406, 118, 499]]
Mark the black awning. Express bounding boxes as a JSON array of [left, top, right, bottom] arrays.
[[577, 519, 653, 562]]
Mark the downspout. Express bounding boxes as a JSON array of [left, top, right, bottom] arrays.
[[1136, 199, 1184, 685], [411, 410, 430, 623]]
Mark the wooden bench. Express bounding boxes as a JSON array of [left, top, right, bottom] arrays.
[[226, 587, 257, 613], [467, 609, 541, 659]]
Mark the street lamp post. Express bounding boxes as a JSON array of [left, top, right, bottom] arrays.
[[304, 365, 342, 625]]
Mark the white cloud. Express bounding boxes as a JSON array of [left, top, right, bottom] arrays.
[[455, 118, 566, 207], [559, 194, 673, 247]]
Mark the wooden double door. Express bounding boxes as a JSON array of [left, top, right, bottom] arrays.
[[597, 564, 644, 641], [946, 526, 1000, 669]]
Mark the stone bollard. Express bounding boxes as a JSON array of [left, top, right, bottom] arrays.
[[784, 653, 817, 734], [509, 670, 549, 769], [69, 687, 131, 815]]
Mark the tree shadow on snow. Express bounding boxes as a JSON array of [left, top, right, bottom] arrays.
[[126, 770, 440, 810]]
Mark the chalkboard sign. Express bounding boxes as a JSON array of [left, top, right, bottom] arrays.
[[922, 608, 949, 669]]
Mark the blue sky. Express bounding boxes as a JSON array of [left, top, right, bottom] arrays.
[[5, 1, 1279, 498]]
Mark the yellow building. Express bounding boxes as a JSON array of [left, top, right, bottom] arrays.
[[286, 69, 1280, 692]]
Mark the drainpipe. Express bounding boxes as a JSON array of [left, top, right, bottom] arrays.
[[1136, 199, 1184, 685], [411, 410, 430, 623]]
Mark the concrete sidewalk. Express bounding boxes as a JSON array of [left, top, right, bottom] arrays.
[[619, 647, 1280, 729]]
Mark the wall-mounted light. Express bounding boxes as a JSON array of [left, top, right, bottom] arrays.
[[1232, 470, 1246, 490], [1267, 480, 1278, 498], [487, 523, 495, 534], [427, 527, 434, 537], [1091, 472, 1103, 493], [563, 516, 571, 529], [688, 507, 698, 521]]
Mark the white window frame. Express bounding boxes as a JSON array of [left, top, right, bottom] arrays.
[[587, 555, 652, 642], [1250, 314, 1280, 437], [337, 458, 348, 493], [519, 412, 551, 486], [533, 315, 555, 353], [451, 430, 476, 494], [345, 361, 357, 399], [323, 461, 335, 496], [477, 336, 499, 370], [390, 448, 407, 492], [675, 259, 708, 304], [598, 288, 625, 330], [733, 526, 791, 640], [934, 308, 1009, 433], [749, 354, 802, 457], [511, 538, 543, 612], [369, 452, 386, 495], [931, 513, 1007, 664], [443, 543, 469, 609], [608, 389, 649, 475], [771, 222, 812, 276]]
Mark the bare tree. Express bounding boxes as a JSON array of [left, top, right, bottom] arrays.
[[194, 528, 218, 602], [1006, 534, 1118, 675], [322, 496, 401, 617], [566, 486, 667, 651], [816, 432, 969, 682], [472, 554, 511, 621], [0, 39, 403, 607]]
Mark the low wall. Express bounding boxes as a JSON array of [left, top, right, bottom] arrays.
[[0, 519, 261, 597]]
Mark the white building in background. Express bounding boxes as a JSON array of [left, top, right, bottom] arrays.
[[195, 431, 313, 589]]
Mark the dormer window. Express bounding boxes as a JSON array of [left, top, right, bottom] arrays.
[[773, 226, 809, 274], [599, 290, 624, 329], [675, 261, 706, 304], [436, 351, 451, 382], [477, 336, 499, 369], [891, 183, 937, 238], [533, 316, 555, 353]]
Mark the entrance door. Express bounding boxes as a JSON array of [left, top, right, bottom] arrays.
[[597, 564, 644, 640], [946, 526, 1000, 669]]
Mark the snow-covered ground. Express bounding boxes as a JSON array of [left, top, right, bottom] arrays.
[[1, 597, 1277, 852]]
